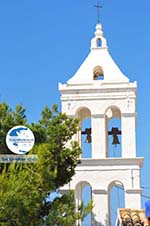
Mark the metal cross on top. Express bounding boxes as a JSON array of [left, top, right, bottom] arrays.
[[94, 1, 102, 23]]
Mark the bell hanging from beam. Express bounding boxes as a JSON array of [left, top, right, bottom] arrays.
[[85, 134, 92, 143], [108, 127, 121, 147], [112, 134, 120, 147], [81, 128, 92, 144]]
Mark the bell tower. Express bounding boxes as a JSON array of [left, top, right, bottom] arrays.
[[59, 22, 144, 225]]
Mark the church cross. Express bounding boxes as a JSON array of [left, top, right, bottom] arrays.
[[94, 1, 102, 23]]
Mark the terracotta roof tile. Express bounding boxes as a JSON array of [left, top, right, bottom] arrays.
[[117, 208, 150, 226]]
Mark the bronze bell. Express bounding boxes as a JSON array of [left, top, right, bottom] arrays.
[[108, 127, 121, 147], [112, 134, 120, 146], [81, 128, 92, 143], [85, 134, 92, 143]]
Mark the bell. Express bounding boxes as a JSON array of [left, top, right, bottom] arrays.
[[81, 128, 92, 143], [112, 134, 120, 146], [108, 127, 121, 147], [85, 134, 92, 143]]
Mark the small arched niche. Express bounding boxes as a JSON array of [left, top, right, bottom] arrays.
[[75, 181, 92, 226], [105, 106, 122, 158], [96, 38, 102, 47], [108, 180, 125, 226], [93, 65, 104, 80], [75, 107, 92, 158]]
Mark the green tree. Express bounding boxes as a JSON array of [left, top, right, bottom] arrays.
[[0, 102, 27, 154], [0, 103, 92, 226]]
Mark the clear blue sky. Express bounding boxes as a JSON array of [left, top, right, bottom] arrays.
[[0, 0, 150, 223]]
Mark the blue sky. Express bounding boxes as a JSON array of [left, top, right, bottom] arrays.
[[0, 0, 150, 224]]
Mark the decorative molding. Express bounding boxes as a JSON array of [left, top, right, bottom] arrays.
[[92, 189, 108, 195], [125, 188, 143, 194], [76, 158, 144, 168], [92, 114, 104, 118], [122, 113, 137, 117]]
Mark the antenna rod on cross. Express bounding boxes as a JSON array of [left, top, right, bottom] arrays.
[[94, 1, 102, 23]]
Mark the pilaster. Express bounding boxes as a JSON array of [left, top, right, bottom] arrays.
[[92, 189, 109, 226], [92, 114, 106, 158]]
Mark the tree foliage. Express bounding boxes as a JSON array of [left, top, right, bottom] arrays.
[[0, 102, 92, 225], [0, 102, 27, 154]]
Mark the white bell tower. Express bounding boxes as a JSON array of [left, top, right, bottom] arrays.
[[59, 23, 144, 225]]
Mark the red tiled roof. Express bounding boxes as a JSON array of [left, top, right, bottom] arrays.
[[117, 208, 150, 226]]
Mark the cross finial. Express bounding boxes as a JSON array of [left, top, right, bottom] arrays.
[[94, 1, 102, 23]]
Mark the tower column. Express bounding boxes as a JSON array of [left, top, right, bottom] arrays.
[[122, 113, 136, 157], [92, 189, 109, 225], [92, 114, 106, 158], [125, 189, 142, 209]]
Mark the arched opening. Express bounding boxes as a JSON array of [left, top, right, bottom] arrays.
[[75, 107, 92, 158], [105, 106, 122, 158], [108, 181, 125, 226], [82, 185, 92, 226], [75, 181, 92, 226], [93, 65, 104, 80], [81, 118, 92, 158], [97, 38, 102, 47]]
